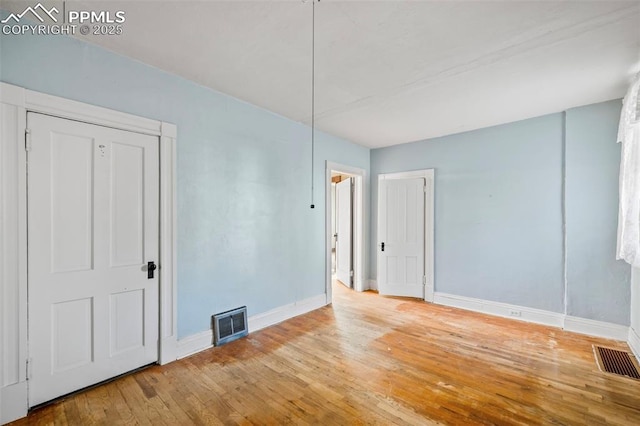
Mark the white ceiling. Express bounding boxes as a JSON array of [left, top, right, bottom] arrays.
[[10, 1, 640, 148]]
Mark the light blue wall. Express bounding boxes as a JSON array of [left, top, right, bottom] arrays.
[[632, 268, 640, 339], [371, 115, 566, 313], [565, 100, 630, 324], [371, 101, 630, 324], [0, 24, 370, 338]]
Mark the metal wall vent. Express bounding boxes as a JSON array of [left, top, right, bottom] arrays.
[[212, 306, 248, 346], [593, 346, 640, 380]]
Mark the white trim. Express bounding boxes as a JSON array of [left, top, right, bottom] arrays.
[[1, 382, 28, 424], [176, 294, 327, 360], [380, 170, 433, 180], [176, 330, 213, 360], [24, 89, 161, 136], [1, 83, 29, 424], [563, 316, 629, 341], [325, 162, 367, 302], [248, 294, 327, 333], [0, 82, 178, 420], [434, 291, 630, 341], [158, 123, 178, 365], [434, 292, 565, 328], [368, 279, 378, 291], [629, 327, 640, 360], [0, 82, 25, 106], [377, 169, 435, 302]]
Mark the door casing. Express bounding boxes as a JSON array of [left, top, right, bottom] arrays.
[[325, 161, 366, 303]]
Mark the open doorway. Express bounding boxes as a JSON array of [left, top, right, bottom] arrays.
[[325, 162, 366, 304], [332, 172, 354, 288]]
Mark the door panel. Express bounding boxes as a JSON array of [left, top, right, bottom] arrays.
[[378, 178, 425, 298], [110, 289, 145, 356], [27, 112, 159, 406], [336, 178, 353, 287], [110, 142, 145, 267], [52, 298, 94, 373], [50, 132, 94, 273]]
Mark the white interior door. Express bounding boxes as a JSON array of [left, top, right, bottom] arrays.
[[336, 178, 353, 287], [27, 112, 159, 406], [378, 178, 425, 298]]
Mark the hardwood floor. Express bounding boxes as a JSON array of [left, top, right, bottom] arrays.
[[11, 282, 640, 425]]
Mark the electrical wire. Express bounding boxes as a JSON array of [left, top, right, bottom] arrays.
[[310, 0, 316, 209]]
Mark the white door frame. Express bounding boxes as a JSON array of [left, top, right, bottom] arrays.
[[378, 169, 435, 302], [0, 82, 178, 422], [325, 161, 366, 303]]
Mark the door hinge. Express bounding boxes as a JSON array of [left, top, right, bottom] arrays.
[[423, 185, 427, 193], [25, 129, 32, 152], [423, 276, 427, 285], [350, 270, 354, 277], [26, 358, 32, 380]]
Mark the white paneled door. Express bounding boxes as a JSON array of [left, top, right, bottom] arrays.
[[336, 178, 353, 288], [378, 178, 425, 298], [27, 113, 159, 406]]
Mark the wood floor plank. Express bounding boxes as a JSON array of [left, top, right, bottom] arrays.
[[9, 281, 640, 425]]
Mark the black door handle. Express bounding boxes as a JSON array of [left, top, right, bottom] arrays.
[[380, 242, 385, 252], [147, 261, 157, 279]]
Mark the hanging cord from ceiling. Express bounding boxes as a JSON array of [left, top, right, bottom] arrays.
[[308, 0, 318, 208]]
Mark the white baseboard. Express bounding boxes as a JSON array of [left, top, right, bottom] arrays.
[[1, 381, 28, 424], [248, 294, 326, 333], [176, 329, 213, 360], [158, 337, 179, 365], [175, 294, 328, 360], [629, 327, 640, 360], [433, 292, 565, 328], [564, 316, 629, 341], [368, 279, 378, 291], [433, 292, 631, 341]]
